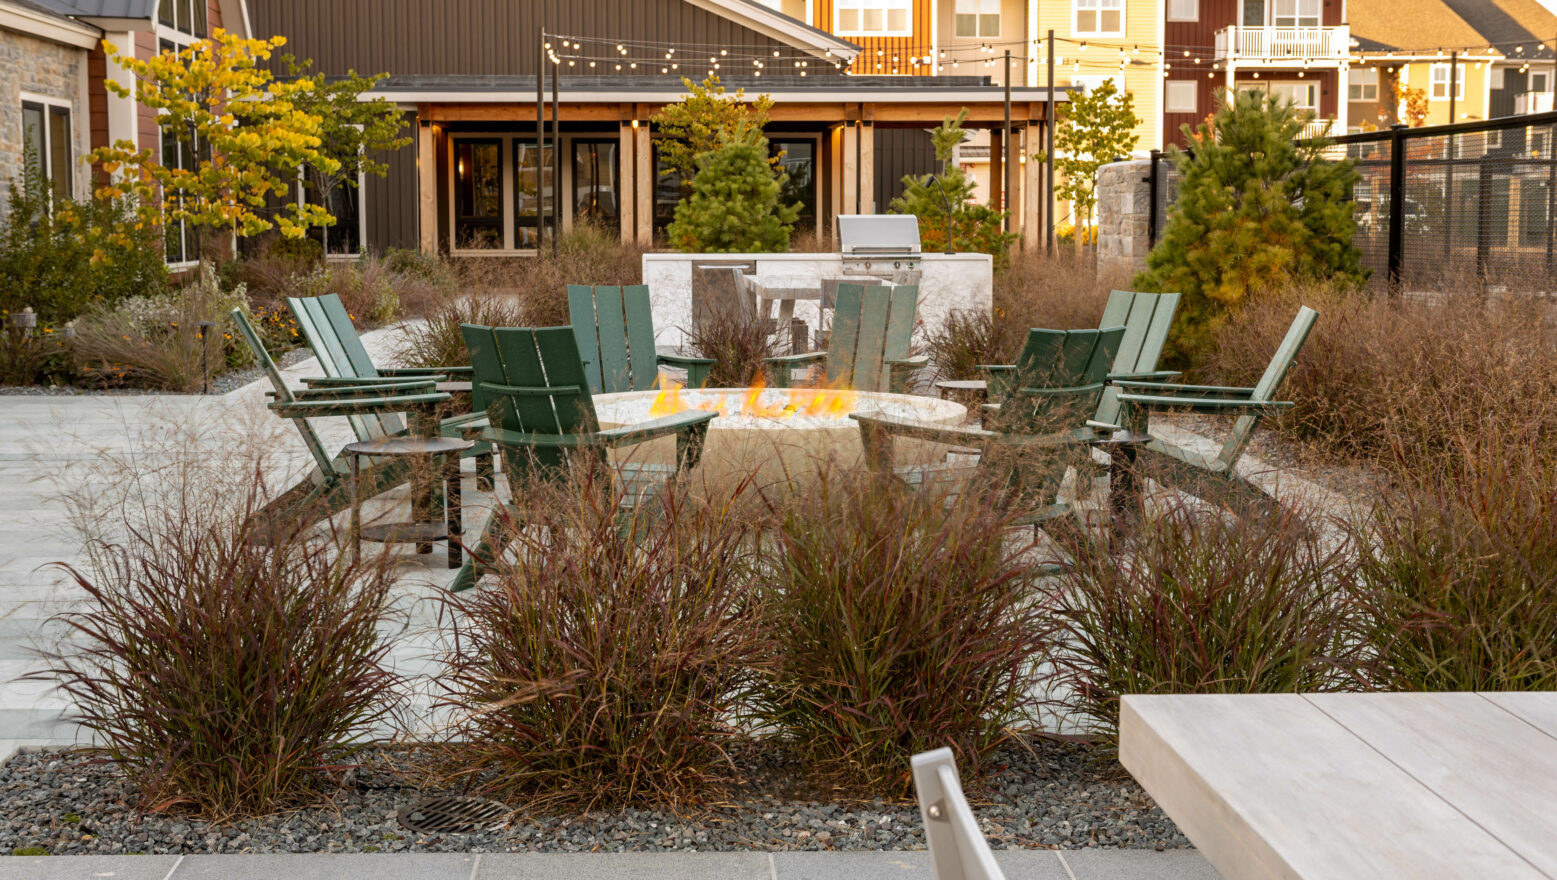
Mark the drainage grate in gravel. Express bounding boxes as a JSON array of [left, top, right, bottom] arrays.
[[396, 796, 511, 834]]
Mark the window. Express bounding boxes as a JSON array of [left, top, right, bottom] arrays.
[[572, 140, 620, 231], [1271, 0, 1320, 28], [449, 134, 569, 253], [771, 139, 817, 233], [1485, 129, 1502, 149], [1532, 129, 1552, 158], [300, 173, 365, 258], [453, 139, 503, 250], [1165, 81, 1198, 114], [1072, 74, 1125, 96], [160, 120, 204, 265], [1533, 70, 1551, 94], [1430, 63, 1465, 101], [157, 0, 205, 37], [835, 0, 912, 36], [1270, 81, 1319, 111], [955, 0, 999, 37], [1075, 0, 1123, 35], [20, 99, 71, 204], [1349, 68, 1378, 102], [513, 141, 556, 250], [1167, 0, 1198, 21]]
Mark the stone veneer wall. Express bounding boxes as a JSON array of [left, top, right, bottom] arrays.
[[0, 28, 88, 214], [1095, 159, 1153, 277]]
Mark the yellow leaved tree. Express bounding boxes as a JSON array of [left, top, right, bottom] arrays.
[[88, 29, 338, 264]]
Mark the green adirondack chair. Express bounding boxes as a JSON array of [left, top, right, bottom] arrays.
[[449, 324, 717, 592], [286, 293, 495, 486], [231, 308, 451, 532], [567, 284, 715, 392], [852, 325, 1127, 526], [764, 283, 925, 392], [984, 289, 1180, 427], [1111, 306, 1319, 514]]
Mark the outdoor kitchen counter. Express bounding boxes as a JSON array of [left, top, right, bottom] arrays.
[[642, 251, 993, 349]]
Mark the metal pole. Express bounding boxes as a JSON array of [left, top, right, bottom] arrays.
[[1046, 29, 1055, 255], [551, 49, 560, 258], [536, 26, 545, 256], [1388, 123, 1406, 294], [1147, 149, 1160, 247], [1004, 50, 1013, 233], [1448, 51, 1458, 126]]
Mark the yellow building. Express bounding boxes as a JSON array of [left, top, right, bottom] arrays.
[[1351, 0, 1502, 128]]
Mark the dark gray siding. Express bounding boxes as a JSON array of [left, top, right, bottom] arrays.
[[250, 0, 845, 79], [1491, 68, 1524, 120], [365, 110, 420, 251], [873, 127, 938, 211]]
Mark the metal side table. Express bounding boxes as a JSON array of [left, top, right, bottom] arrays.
[[345, 436, 475, 567]]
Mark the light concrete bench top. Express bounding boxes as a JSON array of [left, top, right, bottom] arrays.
[[1121, 692, 1557, 880]]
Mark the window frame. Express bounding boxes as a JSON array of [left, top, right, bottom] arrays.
[[297, 141, 369, 260], [157, 0, 206, 38], [19, 94, 72, 205], [1166, 0, 1198, 22], [1430, 63, 1465, 101], [1348, 67, 1378, 102], [1074, 0, 1124, 37], [1270, 0, 1320, 27], [954, 0, 1000, 38], [1165, 80, 1199, 114], [834, 0, 913, 37], [1532, 70, 1551, 94], [156, 34, 204, 269]]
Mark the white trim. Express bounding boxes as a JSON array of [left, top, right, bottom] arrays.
[[0, 1, 101, 48], [685, 0, 858, 60]]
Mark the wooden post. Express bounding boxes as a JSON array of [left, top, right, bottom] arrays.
[[859, 119, 875, 212], [551, 54, 560, 256], [619, 120, 635, 245], [990, 128, 1003, 211], [1023, 123, 1043, 251], [1046, 29, 1056, 255], [635, 119, 653, 245], [1004, 50, 1013, 232], [841, 121, 859, 216], [418, 116, 437, 256]]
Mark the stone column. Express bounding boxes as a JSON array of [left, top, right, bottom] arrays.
[[1095, 159, 1153, 276]]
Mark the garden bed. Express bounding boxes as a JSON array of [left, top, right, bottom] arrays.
[[0, 739, 1186, 856]]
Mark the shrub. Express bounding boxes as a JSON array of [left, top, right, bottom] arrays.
[[41, 480, 401, 819], [395, 294, 527, 369], [891, 110, 1017, 270], [438, 473, 770, 807], [684, 306, 783, 387], [756, 471, 1049, 793], [1137, 88, 1365, 363], [1046, 500, 1363, 744], [0, 319, 73, 386], [72, 265, 251, 390], [0, 173, 167, 325], [1352, 422, 1557, 692], [437, 224, 644, 331], [667, 118, 799, 254]]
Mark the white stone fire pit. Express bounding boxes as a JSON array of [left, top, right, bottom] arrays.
[[595, 387, 966, 487]]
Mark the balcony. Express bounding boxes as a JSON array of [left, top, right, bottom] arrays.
[[1298, 118, 1340, 139], [1516, 91, 1554, 114], [1214, 25, 1349, 65]]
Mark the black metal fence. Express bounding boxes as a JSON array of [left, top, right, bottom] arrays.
[[1148, 111, 1557, 293]]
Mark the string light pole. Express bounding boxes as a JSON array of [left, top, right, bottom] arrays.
[[536, 26, 546, 257], [1004, 49, 1013, 233], [1046, 29, 1056, 255]]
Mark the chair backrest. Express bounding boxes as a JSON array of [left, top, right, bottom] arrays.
[[691, 262, 758, 328], [1219, 305, 1319, 466], [568, 284, 662, 394], [994, 325, 1126, 434], [286, 293, 405, 442], [824, 283, 918, 392], [911, 748, 1007, 880], [230, 308, 337, 479], [1095, 290, 1181, 426], [464, 324, 601, 474]]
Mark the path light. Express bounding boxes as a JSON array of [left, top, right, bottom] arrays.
[[197, 321, 217, 394], [10, 307, 36, 340]]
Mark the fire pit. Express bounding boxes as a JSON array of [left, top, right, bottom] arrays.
[[594, 383, 966, 486]]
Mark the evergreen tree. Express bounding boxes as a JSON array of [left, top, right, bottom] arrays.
[[667, 118, 799, 253], [1136, 88, 1365, 360], [890, 109, 1016, 268]]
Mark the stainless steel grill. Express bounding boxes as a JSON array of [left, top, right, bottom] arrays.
[[837, 214, 922, 284]]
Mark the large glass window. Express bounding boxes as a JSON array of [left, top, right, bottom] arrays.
[[514, 142, 555, 250], [453, 139, 503, 250], [1269, 81, 1319, 111], [1349, 68, 1379, 102], [770, 139, 816, 234], [158, 0, 205, 37], [955, 0, 999, 37], [1075, 0, 1123, 36], [20, 101, 71, 204], [653, 143, 689, 237], [835, 0, 912, 37], [1272, 0, 1320, 27], [572, 140, 620, 231], [302, 176, 364, 257]]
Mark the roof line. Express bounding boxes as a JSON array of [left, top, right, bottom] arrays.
[[685, 0, 860, 61]]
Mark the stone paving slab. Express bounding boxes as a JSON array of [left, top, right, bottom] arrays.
[[0, 851, 1223, 879]]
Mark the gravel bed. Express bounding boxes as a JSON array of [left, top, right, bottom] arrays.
[[0, 738, 1187, 856]]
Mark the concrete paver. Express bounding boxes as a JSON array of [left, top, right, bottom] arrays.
[[1060, 849, 1226, 880], [0, 854, 183, 879]]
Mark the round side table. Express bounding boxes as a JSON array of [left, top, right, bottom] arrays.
[[344, 436, 476, 568]]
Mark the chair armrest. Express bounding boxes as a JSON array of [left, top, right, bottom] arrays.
[[1086, 419, 1124, 433], [885, 356, 929, 368], [976, 364, 1016, 376], [283, 379, 438, 398], [1111, 380, 1255, 397], [379, 365, 471, 377], [596, 410, 718, 447], [763, 351, 828, 367], [302, 375, 435, 387], [657, 353, 716, 367], [439, 411, 489, 430], [852, 410, 998, 445], [268, 391, 450, 419], [1107, 369, 1180, 382], [1115, 392, 1293, 414]]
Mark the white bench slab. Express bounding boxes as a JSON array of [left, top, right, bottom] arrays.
[[1121, 692, 1557, 880]]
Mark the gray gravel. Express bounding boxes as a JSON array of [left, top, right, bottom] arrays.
[[0, 739, 1188, 856]]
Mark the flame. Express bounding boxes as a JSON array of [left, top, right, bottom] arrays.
[[647, 372, 857, 420]]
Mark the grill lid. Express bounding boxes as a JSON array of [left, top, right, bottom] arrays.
[[838, 214, 921, 256]]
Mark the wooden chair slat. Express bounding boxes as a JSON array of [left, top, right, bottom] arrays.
[[1115, 296, 1155, 374], [567, 284, 605, 393], [883, 284, 919, 387], [1099, 289, 1133, 329], [1137, 292, 1180, 371], [534, 326, 600, 436], [318, 293, 379, 379], [850, 286, 893, 391], [623, 285, 661, 392], [826, 283, 865, 385], [592, 285, 631, 394], [491, 328, 558, 435]]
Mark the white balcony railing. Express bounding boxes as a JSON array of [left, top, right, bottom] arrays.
[[1298, 118, 1339, 139], [1214, 25, 1349, 63], [1516, 91, 1555, 114]]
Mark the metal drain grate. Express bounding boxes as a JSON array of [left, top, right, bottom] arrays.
[[397, 796, 511, 834]]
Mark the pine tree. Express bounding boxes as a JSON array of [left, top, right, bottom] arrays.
[[667, 118, 799, 253], [1136, 88, 1365, 361]]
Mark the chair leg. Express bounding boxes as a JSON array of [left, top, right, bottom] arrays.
[[448, 503, 513, 592], [476, 452, 496, 493]]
